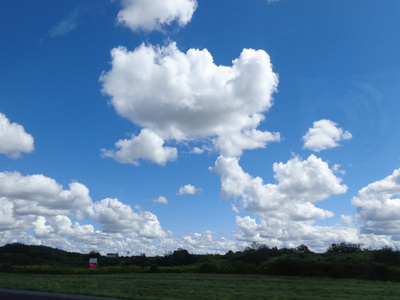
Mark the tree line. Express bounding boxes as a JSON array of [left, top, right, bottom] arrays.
[[1, 242, 400, 281]]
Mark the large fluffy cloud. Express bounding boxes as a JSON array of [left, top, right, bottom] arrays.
[[213, 154, 347, 218], [117, 0, 198, 32], [0, 171, 92, 219], [100, 42, 280, 163], [212, 154, 359, 250], [234, 215, 362, 251], [0, 113, 34, 158], [92, 198, 165, 238], [302, 119, 352, 152], [211, 153, 400, 250], [2, 166, 400, 254], [0, 170, 249, 255], [0, 171, 167, 253], [352, 167, 400, 238]]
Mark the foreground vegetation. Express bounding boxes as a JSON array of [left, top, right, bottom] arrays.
[[2, 243, 400, 299], [1, 272, 400, 300], [2, 242, 400, 282]]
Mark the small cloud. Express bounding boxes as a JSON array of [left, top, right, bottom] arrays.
[[153, 196, 168, 204], [117, 0, 198, 32], [190, 145, 213, 154], [302, 119, 352, 152], [178, 184, 202, 195], [332, 164, 346, 175], [0, 112, 34, 158], [47, 1, 110, 38], [340, 215, 355, 226], [49, 19, 78, 38], [48, 7, 81, 38], [100, 129, 177, 166], [190, 147, 204, 154], [232, 203, 240, 213]]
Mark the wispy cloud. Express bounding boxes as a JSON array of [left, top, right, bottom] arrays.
[[48, 1, 109, 38], [48, 8, 81, 38]]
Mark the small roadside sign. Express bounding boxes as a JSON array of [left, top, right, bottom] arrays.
[[89, 258, 97, 270]]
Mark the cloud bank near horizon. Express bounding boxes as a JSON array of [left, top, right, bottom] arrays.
[[1, 160, 400, 254]]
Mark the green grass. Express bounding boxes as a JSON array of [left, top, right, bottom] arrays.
[[1, 273, 400, 299]]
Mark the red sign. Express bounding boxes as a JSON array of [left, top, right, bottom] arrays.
[[89, 258, 97, 270]]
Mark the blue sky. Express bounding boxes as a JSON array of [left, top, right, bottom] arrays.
[[1, 0, 400, 255]]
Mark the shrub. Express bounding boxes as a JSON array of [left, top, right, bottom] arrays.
[[374, 247, 400, 266], [198, 263, 219, 274], [0, 263, 12, 272]]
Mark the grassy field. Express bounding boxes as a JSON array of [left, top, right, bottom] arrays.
[[1, 273, 400, 299]]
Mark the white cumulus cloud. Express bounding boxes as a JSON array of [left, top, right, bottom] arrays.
[[117, 0, 198, 32], [0, 113, 34, 158], [210, 153, 399, 250], [302, 119, 352, 152], [352, 167, 400, 237], [178, 184, 201, 195], [190, 147, 205, 154], [234, 214, 361, 251], [101, 129, 177, 166], [0, 171, 167, 252], [100, 42, 280, 164], [92, 198, 165, 238], [213, 154, 347, 218], [153, 196, 168, 204], [0, 171, 92, 219]]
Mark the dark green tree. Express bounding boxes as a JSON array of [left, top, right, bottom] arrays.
[[88, 250, 101, 259], [326, 242, 362, 253], [374, 246, 400, 265], [296, 244, 312, 253], [161, 248, 197, 266]]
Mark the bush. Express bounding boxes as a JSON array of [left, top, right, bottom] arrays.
[[0, 263, 12, 272], [149, 265, 159, 273], [374, 247, 400, 266], [198, 263, 219, 274]]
